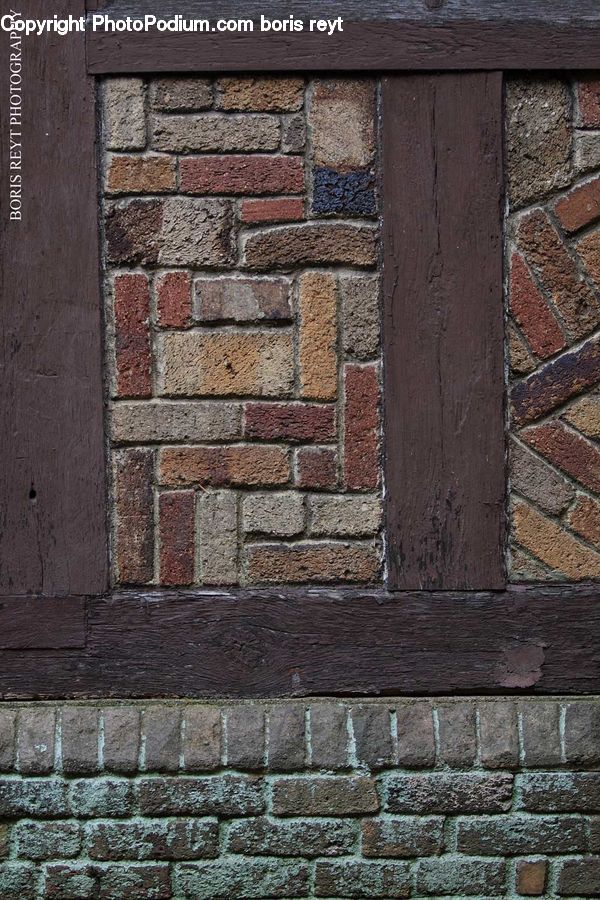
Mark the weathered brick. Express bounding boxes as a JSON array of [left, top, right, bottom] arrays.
[[510, 437, 575, 516], [227, 817, 356, 856], [111, 401, 242, 444], [555, 175, 600, 232], [151, 113, 279, 153], [105, 199, 163, 267], [103, 707, 141, 774], [310, 79, 376, 169], [344, 363, 380, 490], [246, 541, 380, 584], [158, 197, 234, 267], [217, 77, 304, 112], [351, 705, 394, 770], [103, 78, 146, 150], [557, 856, 600, 896], [315, 860, 409, 898], [156, 271, 192, 328], [510, 544, 557, 581], [143, 707, 181, 772], [516, 858, 548, 896], [267, 704, 306, 771], [240, 197, 304, 224], [197, 489, 238, 585], [514, 500, 600, 578], [138, 775, 264, 816], [159, 491, 195, 586], [282, 113, 306, 153], [478, 701, 519, 769], [575, 131, 600, 174], [225, 705, 265, 770], [519, 773, 600, 812], [313, 166, 377, 217], [386, 773, 513, 814], [114, 448, 154, 584], [174, 859, 309, 899], [243, 222, 378, 269], [509, 253, 565, 358], [152, 77, 212, 112], [506, 77, 572, 208], [70, 779, 134, 818], [245, 402, 335, 442], [194, 276, 291, 322], [0, 779, 67, 819], [296, 446, 338, 490], [511, 333, 600, 425], [272, 776, 379, 816], [0, 710, 16, 770], [14, 821, 81, 860], [106, 154, 176, 195], [43, 863, 96, 900], [564, 702, 600, 765], [242, 491, 305, 537], [579, 77, 600, 127], [457, 815, 588, 855], [98, 864, 172, 899], [112, 273, 151, 399], [160, 331, 294, 397], [563, 392, 600, 438], [341, 273, 380, 359], [522, 420, 600, 493], [396, 702, 435, 768], [437, 703, 477, 767], [310, 703, 349, 770], [516, 210, 600, 340], [578, 228, 600, 287], [416, 857, 505, 896], [567, 494, 600, 547], [309, 494, 381, 537], [182, 706, 221, 771], [298, 271, 337, 400], [60, 707, 99, 775], [87, 818, 218, 860], [180, 154, 304, 195], [17, 708, 55, 774], [362, 817, 444, 858], [509, 322, 537, 375], [0, 863, 36, 899]]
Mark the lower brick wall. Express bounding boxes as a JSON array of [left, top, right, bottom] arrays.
[[0, 698, 599, 898]]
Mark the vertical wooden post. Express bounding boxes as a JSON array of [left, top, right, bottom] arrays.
[[382, 73, 506, 590]]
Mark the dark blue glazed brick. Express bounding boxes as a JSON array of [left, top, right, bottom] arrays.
[[312, 167, 377, 217]]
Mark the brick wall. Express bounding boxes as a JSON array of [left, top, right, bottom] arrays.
[[1, 698, 599, 898], [507, 75, 600, 580], [102, 75, 382, 588]]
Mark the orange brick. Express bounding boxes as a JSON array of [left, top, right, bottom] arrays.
[[217, 77, 304, 112], [246, 542, 380, 584], [106, 155, 176, 195], [568, 495, 600, 548], [159, 445, 290, 488], [299, 272, 337, 401], [513, 500, 600, 579]]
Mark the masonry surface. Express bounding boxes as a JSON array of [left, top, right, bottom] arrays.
[[102, 75, 382, 588]]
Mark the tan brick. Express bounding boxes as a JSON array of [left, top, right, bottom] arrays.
[[151, 114, 280, 153], [103, 78, 146, 150], [299, 272, 337, 401], [152, 77, 213, 111], [110, 401, 242, 444], [568, 494, 600, 547], [513, 499, 600, 579], [244, 222, 378, 270], [246, 542, 380, 584], [197, 490, 238, 584], [193, 277, 291, 323], [508, 323, 537, 376], [159, 331, 294, 397], [106, 154, 176, 195], [510, 437, 574, 516], [309, 494, 382, 537], [563, 393, 600, 438], [159, 445, 290, 488], [158, 197, 234, 267], [310, 79, 376, 169], [575, 132, 600, 175], [341, 274, 380, 359], [217, 77, 304, 112], [242, 492, 305, 537]]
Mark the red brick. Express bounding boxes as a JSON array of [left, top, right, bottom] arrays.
[[159, 445, 290, 487], [156, 271, 191, 328], [114, 448, 154, 584], [579, 77, 600, 127], [159, 491, 195, 586], [113, 274, 152, 398], [296, 447, 338, 490], [240, 198, 304, 224], [244, 402, 336, 442], [509, 253, 565, 359], [555, 176, 600, 233], [522, 420, 600, 493], [344, 364, 380, 490], [180, 155, 304, 196], [517, 210, 600, 340]]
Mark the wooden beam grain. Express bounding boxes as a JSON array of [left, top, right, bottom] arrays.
[[382, 73, 505, 590], [0, 598, 86, 649]]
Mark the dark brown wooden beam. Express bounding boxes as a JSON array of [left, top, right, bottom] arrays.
[[0, 584, 599, 698], [382, 73, 505, 591], [0, 0, 108, 595], [0, 598, 86, 650]]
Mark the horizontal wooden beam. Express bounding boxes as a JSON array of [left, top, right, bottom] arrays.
[[86, 21, 600, 73], [1, 584, 599, 698], [0, 598, 86, 649]]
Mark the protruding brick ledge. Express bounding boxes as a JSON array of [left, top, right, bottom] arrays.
[[0, 698, 599, 897]]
